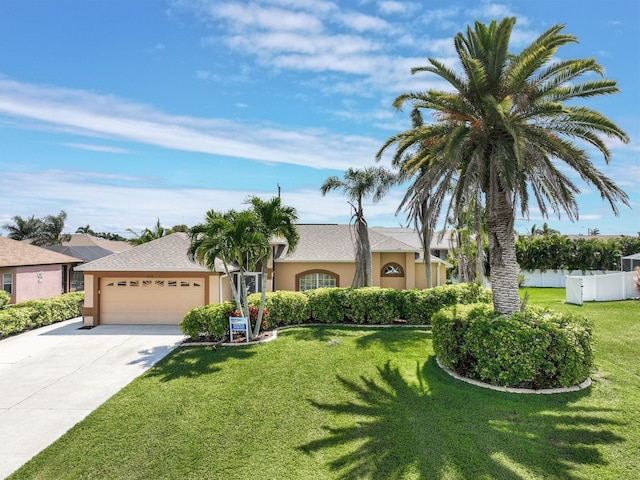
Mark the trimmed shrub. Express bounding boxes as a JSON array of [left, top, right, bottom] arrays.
[[180, 301, 235, 341], [345, 287, 403, 324], [0, 290, 9, 307], [306, 287, 352, 323], [248, 291, 309, 326], [403, 283, 492, 324], [433, 303, 593, 389], [0, 292, 84, 339]]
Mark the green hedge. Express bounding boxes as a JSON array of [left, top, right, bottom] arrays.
[[432, 303, 593, 389], [0, 292, 84, 339], [0, 290, 9, 307], [181, 284, 494, 340], [180, 301, 235, 341], [248, 291, 309, 326]]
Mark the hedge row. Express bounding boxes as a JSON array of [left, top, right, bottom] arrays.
[[0, 292, 85, 339], [432, 303, 593, 389], [0, 290, 9, 308], [180, 283, 492, 341]]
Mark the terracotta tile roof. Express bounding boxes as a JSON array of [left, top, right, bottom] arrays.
[[0, 236, 81, 267], [76, 232, 228, 272]]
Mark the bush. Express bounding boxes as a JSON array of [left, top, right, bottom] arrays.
[[248, 291, 309, 326], [0, 292, 84, 339], [345, 287, 403, 324], [433, 303, 593, 389], [0, 290, 10, 307], [306, 287, 352, 323], [403, 283, 492, 324], [180, 301, 235, 341]]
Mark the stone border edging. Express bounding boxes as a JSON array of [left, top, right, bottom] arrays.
[[436, 358, 591, 394]]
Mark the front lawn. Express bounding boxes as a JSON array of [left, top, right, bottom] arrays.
[[10, 289, 640, 479]]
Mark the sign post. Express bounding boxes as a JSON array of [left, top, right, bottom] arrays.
[[229, 317, 250, 342]]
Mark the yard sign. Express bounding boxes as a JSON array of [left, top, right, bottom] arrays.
[[229, 317, 249, 342]]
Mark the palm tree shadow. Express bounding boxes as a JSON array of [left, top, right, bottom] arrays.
[[145, 346, 256, 382], [299, 356, 625, 479]]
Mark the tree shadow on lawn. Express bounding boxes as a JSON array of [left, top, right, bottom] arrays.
[[281, 325, 431, 351], [144, 345, 257, 382], [299, 356, 625, 479]]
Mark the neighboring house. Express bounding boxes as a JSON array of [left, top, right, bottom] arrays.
[[621, 253, 640, 272], [78, 226, 451, 326], [0, 236, 81, 304], [45, 234, 132, 291], [76, 233, 233, 326]]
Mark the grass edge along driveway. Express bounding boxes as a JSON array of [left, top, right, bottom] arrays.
[[10, 289, 640, 479]]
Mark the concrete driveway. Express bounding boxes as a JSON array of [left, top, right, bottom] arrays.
[[0, 318, 186, 478]]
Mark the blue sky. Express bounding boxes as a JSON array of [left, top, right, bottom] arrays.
[[1, 0, 638, 237]]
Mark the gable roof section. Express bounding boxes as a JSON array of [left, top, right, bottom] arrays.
[[63, 234, 132, 253], [0, 236, 81, 267], [76, 232, 226, 272], [277, 224, 419, 263], [46, 245, 115, 263]]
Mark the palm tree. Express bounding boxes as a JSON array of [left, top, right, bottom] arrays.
[[321, 166, 397, 287], [127, 218, 170, 245], [246, 196, 299, 337], [33, 210, 70, 246], [76, 225, 96, 235], [188, 209, 269, 337], [3, 215, 42, 241], [378, 17, 629, 314]]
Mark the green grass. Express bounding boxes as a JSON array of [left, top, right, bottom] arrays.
[[10, 289, 640, 479]]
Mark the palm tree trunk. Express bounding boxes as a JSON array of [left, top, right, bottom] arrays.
[[487, 191, 520, 314], [253, 260, 269, 338], [474, 196, 484, 286], [352, 207, 372, 287], [419, 204, 433, 288]]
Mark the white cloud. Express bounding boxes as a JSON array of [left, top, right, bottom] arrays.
[[338, 12, 390, 32], [0, 77, 382, 171], [378, 1, 418, 16], [214, 2, 325, 33], [0, 170, 405, 234], [62, 143, 130, 153]]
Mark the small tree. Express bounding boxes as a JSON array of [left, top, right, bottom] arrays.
[[321, 166, 397, 287], [246, 196, 299, 337], [188, 209, 269, 338]]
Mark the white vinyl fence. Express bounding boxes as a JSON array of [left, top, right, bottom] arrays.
[[565, 271, 639, 305], [520, 269, 619, 288]]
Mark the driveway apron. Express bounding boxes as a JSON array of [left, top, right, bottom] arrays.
[[0, 318, 185, 479]]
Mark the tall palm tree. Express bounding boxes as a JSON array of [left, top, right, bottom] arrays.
[[3, 215, 42, 241], [247, 196, 299, 337], [321, 167, 397, 287], [378, 17, 629, 314], [188, 209, 269, 332]]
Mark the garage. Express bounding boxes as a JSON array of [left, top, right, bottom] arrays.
[[100, 277, 205, 324], [76, 233, 229, 326]]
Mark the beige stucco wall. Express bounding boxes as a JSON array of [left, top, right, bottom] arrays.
[[275, 262, 355, 291], [415, 261, 448, 289]]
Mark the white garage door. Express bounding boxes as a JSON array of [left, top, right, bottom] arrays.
[[101, 278, 205, 324]]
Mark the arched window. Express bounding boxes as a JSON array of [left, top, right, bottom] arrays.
[[296, 270, 339, 292], [381, 262, 404, 277]]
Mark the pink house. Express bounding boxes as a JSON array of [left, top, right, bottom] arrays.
[[0, 237, 81, 304]]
